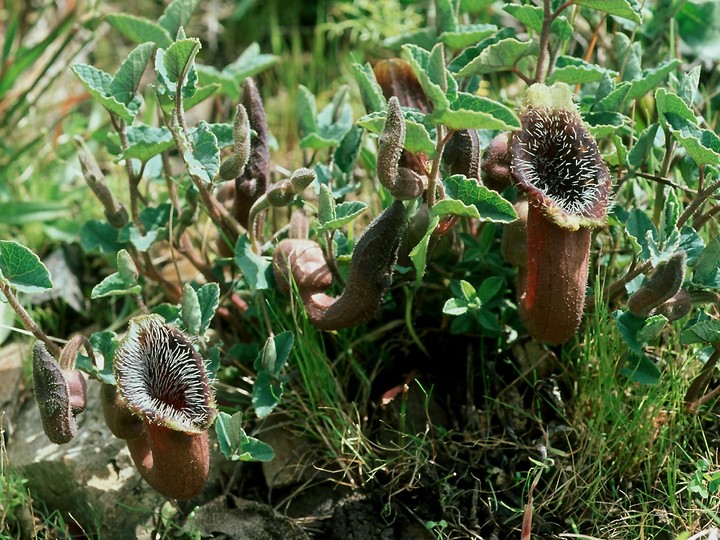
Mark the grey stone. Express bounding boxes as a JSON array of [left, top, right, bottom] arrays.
[[8, 378, 170, 539], [187, 496, 309, 539]]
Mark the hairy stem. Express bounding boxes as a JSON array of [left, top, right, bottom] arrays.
[[534, 0, 553, 83], [0, 281, 61, 357]]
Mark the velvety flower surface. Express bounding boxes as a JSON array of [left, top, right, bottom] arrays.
[[114, 314, 216, 433]]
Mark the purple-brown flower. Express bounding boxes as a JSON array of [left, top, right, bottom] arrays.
[[509, 83, 611, 344], [112, 314, 217, 499]]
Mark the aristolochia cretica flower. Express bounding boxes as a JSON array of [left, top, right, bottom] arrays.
[[509, 82, 611, 344], [112, 314, 217, 499]]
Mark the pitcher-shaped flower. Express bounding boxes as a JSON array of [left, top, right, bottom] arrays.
[[112, 314, 217, 499], [509, 83, 611, 344]]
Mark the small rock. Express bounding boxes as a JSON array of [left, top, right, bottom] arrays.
[[259, 415, 314, 489], [187, 495, 309, 539], [8, 378, 171, 540]]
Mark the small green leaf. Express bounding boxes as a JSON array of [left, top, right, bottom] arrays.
[[158, 0, 202, 36], [317, 201, 368, 233], [223, 43, 278, 84], [71, 64, 134, 121], [679, 66, 701, 106], [335, 125, 364, 175], [443, 175, 518, 223], [105, 13, 172, 48], [456, 37, 537, 78], [504, 4, 572, 41], [574, 0, 642, 23], [429, 92, 520, 131], [215, 411, 275, 462], [665, 113, 720, 167], [0, 241, 53, 293], [357, 110, 435, 155], [693, 236, 720, 288], [120, 125, 174, 161], [583, 111, 627, 139], [436, 0, 458, 34], [80, 220, 123, 254], [681, 320, 720, 344], [628, 123, 660, 170], [614, 310, 645, 355], [184, 121, 221, 183], [402, 43, 451, 111], [410, 215, 440, 285], [196, 283, 220, 334], [626, 209, 657, 260], [595, 81, 632, 113], [297, 85, 318, 139], [300, 89, 354, 150], [620, 354, 661, 385], [181, 283, 201, 335], [448, 27, 515, 74], [636, 314, 668, 342], [443, 297, 468, 316], [234, 235, 271, 290], [255, 331, 294, 375], [91, 249, 141, 299], [109, 42, 155, 106], [430, 199, 480, 221], [548, 56, 617, 85], [440, 24, 498, 50], [352, 63, 386, 114], [477, 276, 504, 302], [253, 332, 293, 418], [625, 60, 681, 102], [156, 37, 201, 97], [317, 184, 336, 226]]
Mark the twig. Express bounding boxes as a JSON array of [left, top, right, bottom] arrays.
[[534, 0, 553, 83], [427, 126, 453, 209], [0, 281, 62, 357]]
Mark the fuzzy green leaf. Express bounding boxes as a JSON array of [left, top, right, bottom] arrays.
[[184, 121, 221, 183], [402, 43, 452, 110], [443, 297, 468, 316], [620, 354, 661, 385], [223, 43, 278, 83], [297, 85, 318, 138], [215, 411, 275, 462], [548, 56, 617, 85], [317, 201, 368, 233], [436, 0, 458, 34], [583, 111, 627, 139], [109, 42, 155, 106], [443, 175, 518, 223], [195, 283, 220, 334], [504, 4, 572, 41], [317, 184, 336, 226], [105, 13, 172, 48], [410, 215, 440, 285], [300, 91, 354, 150], [357, 110, 435, 154], [158, 83, 221, 114], [158, 0, 202, 36], [679, 66, 702, 106], [91, 272, 141, 299], [636, 315, 668, 342], [352, 63, 386, 114], [665, 113, 720, 167], [693, 236, 720, 288], [156, 38, 201, 97], [430, 199, 480, 221], [574, 0, 642, 23], [628, 123, 660, 170], [80, 221, 124, 254], [626, 209, 657, 260], [440, 24, 498, 50], [614, 310, 645, 355], [448, 27, 514, 74], [681, 320, 720, 344], [181, 283, 201, 335], [234, 236, 270, 290], [429, 92, 520, 131], [625, 60, 681, 102], [456, 37, 537, 77], [121, 125, 174, 161], [71, 64, 134, 121], [0, 241, 53, 293]]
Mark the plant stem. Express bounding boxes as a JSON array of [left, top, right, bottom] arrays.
[[0, 281, 61, 357], [535, 0, 553, 83], [652, 130, 675, 225], [325, 230, 346, 288], [427, 126, 452, 209], [111, 114, 145, 233]]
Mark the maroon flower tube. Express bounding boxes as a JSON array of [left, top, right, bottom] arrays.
[[509, 83, 611, 344], [112, 314, 217, 499]]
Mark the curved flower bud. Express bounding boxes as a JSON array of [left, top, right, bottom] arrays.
[[443, 129, 480, 182], [628, 252, 686, 318], [219, 104, 251, 181], [652, 289, 692, 321], [481, 132, 512, 192], [233, 78, 270, 229], [273, 202, 406, 330], [113, 314, 217, 499], [510, 82, 611, 344], [33, 340, 87, 444], [377, 97, 426, 200]]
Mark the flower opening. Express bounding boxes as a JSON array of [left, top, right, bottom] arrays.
[[115, 314, 216, 433]]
